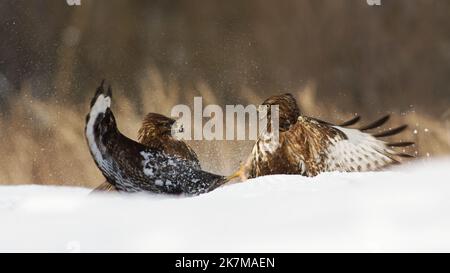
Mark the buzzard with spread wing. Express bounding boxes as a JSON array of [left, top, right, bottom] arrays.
[[234, 93, 414, 179]]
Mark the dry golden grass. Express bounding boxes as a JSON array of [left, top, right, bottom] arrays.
[[0, 71, 448, 188]]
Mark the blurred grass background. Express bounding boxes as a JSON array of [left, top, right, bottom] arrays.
[[0, 0, 449, 187]]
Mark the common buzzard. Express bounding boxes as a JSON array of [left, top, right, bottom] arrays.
[[86, 81, 226, 195], [92, 112, 200, 192], [233, 93, 414, 179]]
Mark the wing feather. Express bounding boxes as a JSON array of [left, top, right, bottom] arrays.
[[325, 126, 401, 172], [280, 116, 410, 175], [359, 115, 390, 131], [238, 114, 413, 179]]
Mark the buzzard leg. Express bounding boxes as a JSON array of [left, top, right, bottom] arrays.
[[225, 162, 250, 184]]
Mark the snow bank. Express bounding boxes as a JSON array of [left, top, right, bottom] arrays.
[[1, 159, 450, 252]]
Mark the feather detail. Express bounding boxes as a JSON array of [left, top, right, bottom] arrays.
[[326, 126, 397, 172], [238, 94, 414, 180], [360, 115, 390, 131]]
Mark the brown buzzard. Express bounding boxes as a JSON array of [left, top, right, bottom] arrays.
[[233, 93, 414, 179], [92, 113, 200, 193], [86, 81, 226, 195]]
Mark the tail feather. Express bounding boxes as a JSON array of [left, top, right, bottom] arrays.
[[90, 80, 107, 108]]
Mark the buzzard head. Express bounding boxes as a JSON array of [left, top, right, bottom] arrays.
[[138, 113, 181, 145], [261, 93, 301, 132]]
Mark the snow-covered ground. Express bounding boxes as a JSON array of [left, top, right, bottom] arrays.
[[1, 159, 450, 253]]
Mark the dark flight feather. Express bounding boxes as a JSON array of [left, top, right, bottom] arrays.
[[360, 115, 390, 131], [373, 125, 408, 138]]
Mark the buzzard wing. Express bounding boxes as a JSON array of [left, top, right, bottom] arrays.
[[282, 116, 411, 176], [323, 126, 399, 172], [236, 115, 413, 179]]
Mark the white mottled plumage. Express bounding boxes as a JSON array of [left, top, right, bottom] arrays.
[[325, 126, 395, 172]]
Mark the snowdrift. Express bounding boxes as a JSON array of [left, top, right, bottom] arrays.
[[1, 159, 450, 252]]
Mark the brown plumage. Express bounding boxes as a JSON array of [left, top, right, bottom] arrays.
[[137, 113, 200, 165], [92, 113, 199, 193], [233, 93, 415, 180], [87, 81, 226, 195]]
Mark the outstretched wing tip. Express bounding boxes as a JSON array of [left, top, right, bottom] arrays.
[[373, 124, 408, 138], [387, 141, 415, 148], [339, 115, 361, 127], [360, 114, 391, 131]]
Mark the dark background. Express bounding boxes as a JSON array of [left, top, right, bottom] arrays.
[[0, 0, 449, 186]]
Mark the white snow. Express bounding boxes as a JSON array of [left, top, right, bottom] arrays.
[[1, 159, 450, 253]]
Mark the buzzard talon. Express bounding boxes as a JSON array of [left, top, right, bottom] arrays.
[[226, 163, 249, 184]]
